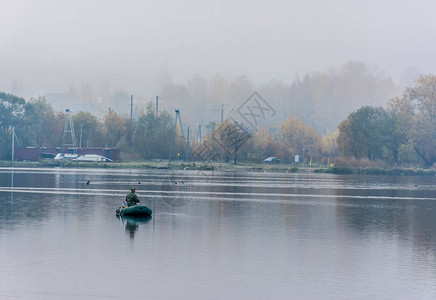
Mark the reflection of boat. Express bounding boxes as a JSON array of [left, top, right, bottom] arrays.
[[117, 215, 152, 223], [117, 214, 152, 239], [116, 205, 152, 217]]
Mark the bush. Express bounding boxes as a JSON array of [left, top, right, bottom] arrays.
[[333, 157, 386, 168]]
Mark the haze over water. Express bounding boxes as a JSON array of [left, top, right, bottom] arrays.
[[0, 168, 435, 299]]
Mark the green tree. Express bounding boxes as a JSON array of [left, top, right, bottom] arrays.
[[19, 97, 56, 147], [73, 111, 104, 147], [0, 92, 25, 132], [50, 112, 67, 148], [0, 92, 26, 159], [337, 106, 394, 161], [134, 103, 173, 159]]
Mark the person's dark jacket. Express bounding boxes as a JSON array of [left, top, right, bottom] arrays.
[[126, 192, 139, 207]]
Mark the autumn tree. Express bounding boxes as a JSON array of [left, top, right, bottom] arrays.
[[276, 116, 321, 162], [104, 110, 126, 147], [243, 126, 288, 162], [211, 118, 252, 163], [320, 131, 340, 158], [388, 75, 436, 167]]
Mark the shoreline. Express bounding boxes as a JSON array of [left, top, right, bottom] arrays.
[[0, 160, 434, 176]]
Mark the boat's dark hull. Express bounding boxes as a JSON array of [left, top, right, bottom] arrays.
[[116, 205, 152, 217]]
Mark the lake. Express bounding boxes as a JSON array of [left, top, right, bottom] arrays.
[[0, 167, 435, 299]]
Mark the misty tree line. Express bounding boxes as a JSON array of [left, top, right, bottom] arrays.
[[0, 90, 329, 162], [0, 74, 434, 168], [158, 61, 398, 134], [175, 73, 434, 168], [337, 75, 436, 167], [0, 94, 177, 160], [34, 61, 396, 133], [241, 74, 434, 167]]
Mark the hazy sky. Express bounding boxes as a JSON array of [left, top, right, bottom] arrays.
[[1, 0, 435, 97]]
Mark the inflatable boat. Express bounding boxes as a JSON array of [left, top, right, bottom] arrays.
[[116, 204, 152, 217]]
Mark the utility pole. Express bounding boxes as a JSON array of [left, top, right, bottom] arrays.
[[79, 124, 83, 148], [130, 95, 133, 120], [221, 104, 224, 123], [196, 124, 202, 143], [187, 126, 190, 160], [129, 95, 134, 148], [302, 126, 305, 165], [156, 96, 159, 117], [88, 127, 92, 147], [11, 126, 15, 161]]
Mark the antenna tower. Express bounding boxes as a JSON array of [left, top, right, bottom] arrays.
[[169, 109, 189, 162], [62, 109, 77, 153]]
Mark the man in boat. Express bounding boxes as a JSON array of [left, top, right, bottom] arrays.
[[126, 187, 140, 207]]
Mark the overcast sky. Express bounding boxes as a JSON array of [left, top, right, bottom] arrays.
[[1, 0, 435, 97]]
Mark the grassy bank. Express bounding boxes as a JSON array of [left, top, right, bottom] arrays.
[[0, 160, 172, 169], [0, 159, 300, 173], [315, 166, 436, 176], [1, 160, 434, 176]]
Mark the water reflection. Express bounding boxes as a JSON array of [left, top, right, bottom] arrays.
[[10, 167, 14, 205], [329, 174, 436, 245], [1, 168, 435, 299], [117, 215, 152, 239], [336, 197, 436, 253]]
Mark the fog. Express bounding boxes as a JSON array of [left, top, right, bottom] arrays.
[[1, 0, 435, 117]]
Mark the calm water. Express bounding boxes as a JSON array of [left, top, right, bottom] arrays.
[[0, 167, 435, 299]]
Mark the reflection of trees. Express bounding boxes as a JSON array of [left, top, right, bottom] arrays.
[[0, 192, 52, 224], [336, 195, 436, 253], [0, 169, 161, 228], [0, 172, 57, 223]]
